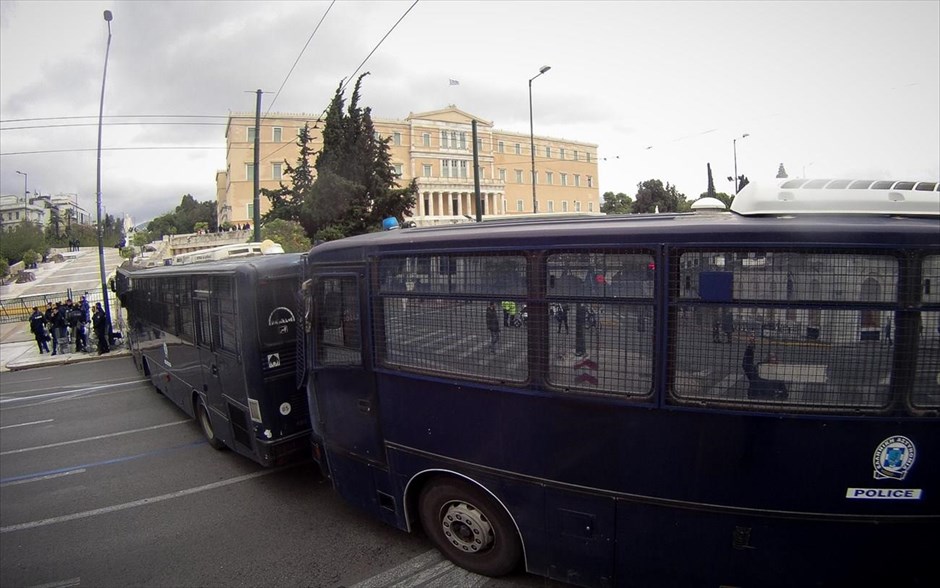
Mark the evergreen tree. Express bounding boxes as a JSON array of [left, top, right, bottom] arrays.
[[306, 74, 416, 241], [776, 163, 788, 178], [262, 123, 316, 233], [707, 163, 716, 198]]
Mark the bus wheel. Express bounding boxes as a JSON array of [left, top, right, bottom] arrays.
[[418, 478, 521, 577], [196, 396, 225, 450]]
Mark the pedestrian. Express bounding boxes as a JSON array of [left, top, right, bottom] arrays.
[[80, 295, 90, 323], [501, 300, 515, 327], [75, 314, 88, 353], [53, 301, 70, 354], [556, 304, 569, 334], [44, 302, 58, 355], [486, 301, 500, 352], [92, 302, 110, 355], [68, 300, 82, 347], [882, 318, 893, 345], [29, 307, 50, 354]]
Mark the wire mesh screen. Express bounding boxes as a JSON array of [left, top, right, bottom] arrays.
[[914, 310, 940, 409], [378, 297, 527, 383], [545, 251, 655, 395], [547, 302, 654, 395], [673, 250, 902, 410]]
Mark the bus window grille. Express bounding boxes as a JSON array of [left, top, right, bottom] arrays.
[[670, 248, 909, 413], [228, 403, 252, 448]]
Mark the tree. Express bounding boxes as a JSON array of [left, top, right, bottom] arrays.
[[706, 163, 716, 198], [262, 123, 315, 231], [631, 179, 691, 213], [0, 222, 46, 265], [600, 191, 633, 214], [260, 219, 312, 253], [22, 249, 40, 267], [776, 163, 788, 179], [147, 194, 216, 238], [0, 258, 9, 285], [306, 74, 417, 241]]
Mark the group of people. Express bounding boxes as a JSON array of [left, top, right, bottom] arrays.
[[28, 296, 111, 356]]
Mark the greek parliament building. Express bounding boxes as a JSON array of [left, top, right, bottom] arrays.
[[216, 106, 599, 227]]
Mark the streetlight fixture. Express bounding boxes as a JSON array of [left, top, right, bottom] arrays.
[[528, 65, 551, 214], [96, 9, 113, 331], [15, 170, 27, 223], [732, 133, 750, 194]]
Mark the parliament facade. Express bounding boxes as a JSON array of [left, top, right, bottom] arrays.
[[217, 105, 599, 227]]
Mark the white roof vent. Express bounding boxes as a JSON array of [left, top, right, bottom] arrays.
[[690, 197, 727, 213], [731, 179, 939, 216]]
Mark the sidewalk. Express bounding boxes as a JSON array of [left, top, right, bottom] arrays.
[[0, 247, 130, 372], [0, 320, 130, 372]]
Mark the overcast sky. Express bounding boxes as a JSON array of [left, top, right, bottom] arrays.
[[1, 0, 938, 225]]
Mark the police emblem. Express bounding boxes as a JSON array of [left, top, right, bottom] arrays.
[[873, 435, 916, 481]]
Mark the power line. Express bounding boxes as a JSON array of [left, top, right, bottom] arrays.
[[340, 0, 419, 95], [1, 146, 225, 156], [264, 0, 336, 117]]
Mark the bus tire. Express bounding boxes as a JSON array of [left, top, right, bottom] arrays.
[[418, 477, 521, 577], [196, 395, 225, 450]]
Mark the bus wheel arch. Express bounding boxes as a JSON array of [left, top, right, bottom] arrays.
[[415, 472, 523, 577], [194, 392, 225, 450]]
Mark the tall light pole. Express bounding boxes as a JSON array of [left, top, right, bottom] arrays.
[[15, 170, 27, 223], [96, 9, 113, 328], [732, 133, 750, 194], [528, 65, 550, 214]]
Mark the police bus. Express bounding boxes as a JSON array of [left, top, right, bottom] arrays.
[[301, 179, 938, 587], [117, 253, 309, 466]]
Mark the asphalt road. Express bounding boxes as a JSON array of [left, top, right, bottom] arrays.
[[0, 357, 565, 588]]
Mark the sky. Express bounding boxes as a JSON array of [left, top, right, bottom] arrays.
[[1, 0, 938, 225]]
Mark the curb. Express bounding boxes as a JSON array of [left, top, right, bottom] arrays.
[[4, 348, 132, 372]]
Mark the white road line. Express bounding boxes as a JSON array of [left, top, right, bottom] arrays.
[[0, 420, 189, 456], [0, 380, 141, 404], [1, 468, 279, 534], [1, 469, 86, 487], [349, 550, 485, 588], [28, 577, 82, 588], [350, 550, 444, 588], [0, 419, 54, 430]]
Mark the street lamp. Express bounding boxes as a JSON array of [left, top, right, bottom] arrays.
[[15, 170, 27, 223], [96, 9, 113, 330], [732, 133, 749, 194], [528, 65, 551, 214]]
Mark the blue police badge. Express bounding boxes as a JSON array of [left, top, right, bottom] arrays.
[[873, 436, 916, 481]]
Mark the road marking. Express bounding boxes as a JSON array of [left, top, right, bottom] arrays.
[[0, 380, 141, 404], [1, 469, 87, 487], [0, 420, 189, 456], [1, 468, 282, 534], [349, 549, 487, 588], [0, 419, 54, 430], [29, 577, 81, 588]]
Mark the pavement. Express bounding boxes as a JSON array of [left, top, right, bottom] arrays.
[[0, 247, 131, 372]]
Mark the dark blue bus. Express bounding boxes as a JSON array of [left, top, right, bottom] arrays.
[[302, 179, 939, 587], [117, 253, 309, 467]]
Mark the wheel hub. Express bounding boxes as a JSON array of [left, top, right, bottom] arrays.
[[441, 501, 492, 553]]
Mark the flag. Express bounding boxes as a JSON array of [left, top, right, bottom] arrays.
[[449, 79, 460, 86]]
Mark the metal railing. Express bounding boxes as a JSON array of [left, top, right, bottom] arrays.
[[0, 290, 118, 324]]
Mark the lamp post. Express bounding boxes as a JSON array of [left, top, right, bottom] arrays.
[[96, 9, 113, 329], [732, 133, 749, 194], [15, 170, 27, 223], [528, 65, 551, 214]]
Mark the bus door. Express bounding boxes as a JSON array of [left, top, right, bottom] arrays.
[[193, 290, 236, 450], [310, 271, 386, 510]]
